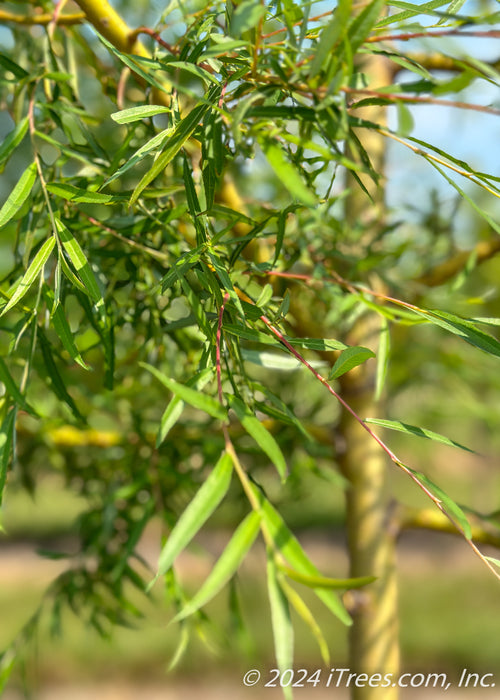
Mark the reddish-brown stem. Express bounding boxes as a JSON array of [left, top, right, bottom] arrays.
[[342, 86, 500, 117], [367, 29, 500, 43]]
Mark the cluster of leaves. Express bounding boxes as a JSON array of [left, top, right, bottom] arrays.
[[0, 0, 500, 689]]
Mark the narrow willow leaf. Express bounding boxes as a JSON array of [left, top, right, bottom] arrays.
[[229, 396, 288, 481], [161, 246, 204, 292], [174, 511, 261, 621], [377, 0, 448, 26], [157, 368, 214, 446], [208, 252, 245, 319], [405, 465, 472, 539], [262, 141, 317, 207], [51, 300, 90, 370], [279, 564, 376, 590], [0, 162, 37, 229], [47, 183, 126, 204], [0, 117, 29, 167], [162, 61, 219, 86], [254, 487, 351, 625], [414, 308, 500, 359], [348, 0, 384, 53], [110, 105, 170, 123], [157, 452, 233, 575], [130, 89, 219, 204], [328, 346, 375, 380], [0, 408, 16, 505], [375, 318, 390, 401], [0, 53, 29, 79], [141, 363, 226, 421], [38, 330, 85, 422], [267, 556, 293, 696], [365, 418, 475, 454], [167, 625, 190, 672], [438, 0, 467, 24], [104, 128, 172, 186], [279, 577, 330, 666], [0, 237, 55, 317], [0, 358, 38, 417], [309, 0, 351, 79], [54, 218, 104, 313], [231, 0, 267, 36]]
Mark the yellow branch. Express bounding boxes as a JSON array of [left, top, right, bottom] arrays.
[[0, 9, 85, 25], [72, 0, 150, 57]]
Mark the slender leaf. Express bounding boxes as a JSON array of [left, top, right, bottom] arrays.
[[278, 577, 330, 666], [50, 299, 90, 370], [110, 105, 170, 124], [414, 308, 500, 359], [267, 556, 293, 699], [0, 358, 38, 417], [0, 162, 37, 229], [254, 487, 351, 625], [365, 418, 475, 453], [0, 237, 55, 317], [0, 408, 17, 505], [130, 89, 219, 204], [157, 452, 233, 575], [174, 511, 261, 621], [405, 464, 472, 539], [328, 346, 375, 380], [104, 127, 172, 186], [229, 396, 288, 481], [231, 0, 267, 36], [141, 363, 226, 421], [375, 318, 390, 401], [279, 564, 376, 590], [0, 53, 29, 79], [55, 218, 105, 313], [0, 117, 29, 167], [38, 329, 85, 422], [47, 183, 127, 204], [157, 369, 214, 446], [262, 141, 317, 207]]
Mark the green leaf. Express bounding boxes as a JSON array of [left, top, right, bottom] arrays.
[[328, 346, 375, 380], [377, 0, 449, 26], [47, 183, 127, 204], [279, 564, 376, 590], [405, 464, 472, 539], [0, 358, 38, 417], [54, 218, 105, 314], [0, 162, 37, 229], [0, 237, 55, 317], [141, 363, 226, 421], [365, 418, 475, 454], [261, 141, 317, 207], [162, 61, 219, 86], [229, 396, 288, 481], [0, 53, 29, 79], [161, 246, 204, 292], [278, 577, 330, 666], [267, 556, 293, 697], [157, 369, 214, 446], [309, 0, 351, 79], [110, 105, 170, 124], [104, 127, 172, 186], [157, 452, 233, 576], [49, 297, 90, 370], [231, 0, 267, 36], [174, 511, 261, 621], [0, 117, 29, 168], [414, 309, 500, 359], [375, 318, 390, 401], [38, 329, 85, 422], [348, 0, 384, 53], [130, 89, 219, 204], [255, 488, 351, 625], [0, 408, 16, 506]]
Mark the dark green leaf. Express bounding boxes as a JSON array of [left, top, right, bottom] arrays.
[[0, 117, 29, 168], [0, 358, 38, 417]]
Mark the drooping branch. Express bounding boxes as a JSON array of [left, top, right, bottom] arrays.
[[0, 9, 85, 25]]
